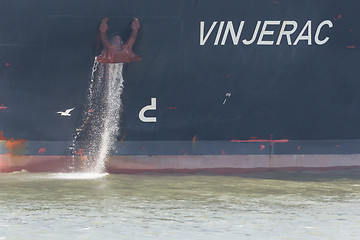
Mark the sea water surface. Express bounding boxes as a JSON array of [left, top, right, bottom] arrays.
[[1, 170, 360, 240]]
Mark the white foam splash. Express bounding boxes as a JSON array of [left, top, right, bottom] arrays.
[[90, 63, 124, 172], [47, 172, 109, 180], [3, 169, 29, 175]]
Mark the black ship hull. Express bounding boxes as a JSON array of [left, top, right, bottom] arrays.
[[1, 0, 360, 172]]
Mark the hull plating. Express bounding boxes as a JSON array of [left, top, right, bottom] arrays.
[[1, 0, 360, 172]]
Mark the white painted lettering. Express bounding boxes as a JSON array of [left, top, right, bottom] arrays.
[[242, 21, 262, 45], [257, 21, 280, 45], [200, 20, 332, 46], [221, 21, 245, 45], [139, 98, 157, 123], [294, 20, 312, 45], [214, 21, 225, 45], [276, 21, 298, 45], [315, 20, 333, 45], [200, 21, 217, 45]]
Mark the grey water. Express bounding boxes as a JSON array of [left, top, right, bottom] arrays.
[[1, 170, 360, 240]]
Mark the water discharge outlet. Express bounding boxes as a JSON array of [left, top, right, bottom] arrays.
[[69, 17, 141, 173]]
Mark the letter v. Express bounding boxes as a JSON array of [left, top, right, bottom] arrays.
[[200, 21, 217, 45]]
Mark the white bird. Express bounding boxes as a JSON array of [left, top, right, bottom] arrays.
[[57, 107, 75, 116]]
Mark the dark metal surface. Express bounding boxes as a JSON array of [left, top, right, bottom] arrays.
[[0, 0, 360, 146]]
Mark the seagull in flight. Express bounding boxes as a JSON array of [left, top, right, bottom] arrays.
[[57, 107, 75, 116]]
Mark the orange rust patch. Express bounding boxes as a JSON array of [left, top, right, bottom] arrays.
[[6, 139, 27, 155], [0, 130, 27, 155], [75, 148, 85, 156], [0, 131, 6, 140], [120, 133, 126, 142], [38, 147, 46, 154]]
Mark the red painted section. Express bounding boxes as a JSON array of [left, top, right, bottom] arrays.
[[225, 74, 230, 79], [336, 145, 340, 147], [346, 45, 356, 49], [1, 154, 360, 174], [5, 63, 11, 67], [167, 107, 176, 110], [230, 139, 289, 144], [0, 156, 80, 173], [338, 14, 342, 20], [106, 166, 359, 175], [297, 145, 301, 150], [0, 104, 7, 110]]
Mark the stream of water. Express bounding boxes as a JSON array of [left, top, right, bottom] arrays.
[[71, 61, 124, 173]]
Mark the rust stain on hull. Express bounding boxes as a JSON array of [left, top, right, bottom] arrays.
[[0, 131, 27, 157]]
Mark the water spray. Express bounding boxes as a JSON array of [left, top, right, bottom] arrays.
[[71, 61, 124, 173]]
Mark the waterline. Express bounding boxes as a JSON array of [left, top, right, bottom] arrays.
[[46, 172, 109, 180]]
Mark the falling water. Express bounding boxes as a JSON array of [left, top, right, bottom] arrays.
[[71, 60, 124, 173]]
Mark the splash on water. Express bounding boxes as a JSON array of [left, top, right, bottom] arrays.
[[47, 172, 109, 180], [71, 60, 124, 173]]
